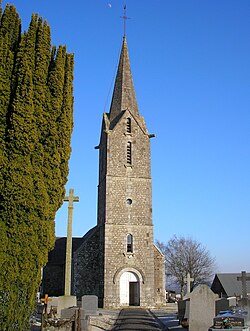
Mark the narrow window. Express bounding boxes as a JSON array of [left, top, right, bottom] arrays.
[[127, 234, 133, 253], [127, 142, 132, 165], [126, 118, 131, 133]]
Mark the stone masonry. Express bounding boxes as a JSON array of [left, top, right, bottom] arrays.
[[73, 36, 165, 308], [43, 36, 165, 308]]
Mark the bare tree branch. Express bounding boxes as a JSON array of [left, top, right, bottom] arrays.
[[156, 235, 216, 296]]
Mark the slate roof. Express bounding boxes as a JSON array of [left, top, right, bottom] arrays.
[[109, 36, 140, 123], [47, 226, 98, 265], [47, 237, 84, 265], [211, 273, 250, 297]]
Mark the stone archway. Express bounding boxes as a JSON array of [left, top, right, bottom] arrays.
[[120, 271, 140, 306]]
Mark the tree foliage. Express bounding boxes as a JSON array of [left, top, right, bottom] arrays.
[[0, 4, 74, 330], [156, 235, 216, 296]]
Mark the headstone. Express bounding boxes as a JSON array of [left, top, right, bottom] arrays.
[[60, 307, 90, 331], [216, 297, 229, 315], [61, 307, 78, 319], [47, 296, 58, 309], [82, 295, 98, 315], [177, 299, 190, 327], [228, 296, 237, 307], [57, 295, 77, 318], [209, 309, 249, 330], [187, 284, 218, 331], [216, 296, 237, 315]]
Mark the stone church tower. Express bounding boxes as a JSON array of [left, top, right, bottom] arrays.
[[43, 36, 165, 308], [94, 36, 165, 308]]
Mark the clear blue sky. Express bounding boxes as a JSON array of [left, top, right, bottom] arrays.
[[3, 0, 250, 273]]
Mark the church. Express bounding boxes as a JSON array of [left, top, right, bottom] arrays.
[[43, 35, 165, 308]]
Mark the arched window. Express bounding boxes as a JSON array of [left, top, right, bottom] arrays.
[[127, 142, 132, 165], [126, 118, 131, 133], [127, 234, 133, 253]]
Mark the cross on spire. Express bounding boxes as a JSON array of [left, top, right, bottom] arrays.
[[120, 1, 130, 36]]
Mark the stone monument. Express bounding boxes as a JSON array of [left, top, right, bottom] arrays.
[[237, 271, 250, 307], [178, 284, 218, 330], [58, 189, 79, 317], [188, 284, 218, 331], [184, 272, 194, 296]]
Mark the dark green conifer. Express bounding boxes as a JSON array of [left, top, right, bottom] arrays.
[[0, 4, 74, 329]]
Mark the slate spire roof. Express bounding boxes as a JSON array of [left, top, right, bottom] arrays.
[[109, 36, 140, 123]]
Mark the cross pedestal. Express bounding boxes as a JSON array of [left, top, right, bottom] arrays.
[[58, 189, 79, 317]]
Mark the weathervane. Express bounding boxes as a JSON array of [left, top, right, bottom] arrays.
[[120, 0, 130, 36]]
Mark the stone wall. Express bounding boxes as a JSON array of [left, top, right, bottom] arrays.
[[73, 226, 104, 306], [96, 110, 160, 308], [154, 245, 166, 306], [103, 223, 155, 307]]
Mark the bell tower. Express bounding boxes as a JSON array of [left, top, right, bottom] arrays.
[[96, 36, 163, 308]]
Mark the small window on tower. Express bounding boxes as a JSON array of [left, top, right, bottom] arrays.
[[127, 142, 132, 165], [126, 118, 131, 133], [127, 234, 133, 253]]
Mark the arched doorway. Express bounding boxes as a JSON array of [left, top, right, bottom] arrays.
[[120, 271, 140, 306]]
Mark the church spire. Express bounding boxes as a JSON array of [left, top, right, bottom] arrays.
[[109, 36, 140, 123]]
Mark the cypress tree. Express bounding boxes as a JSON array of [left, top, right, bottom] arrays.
[[0, 6, 21, 327], [0, 4, 74, 329], [0, 4, 21, 264]]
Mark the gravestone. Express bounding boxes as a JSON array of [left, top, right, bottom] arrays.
[[228, 296, 237, 308], [216, 297, 237, 315], [57, 295, 77, 318], [187, 284, 218, 331], [209, 309, 249, 330], [82, 295, 98, 315], [177, 299, 190, 327], [60, 306, 90, 331], [47, 296, 58, 310], [216, 297, 229, 315]]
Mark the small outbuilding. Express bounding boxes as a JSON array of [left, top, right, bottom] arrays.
[[211, 273, 250, 298]]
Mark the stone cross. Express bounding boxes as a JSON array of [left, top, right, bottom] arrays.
[[64, 188, 79, 296], [185, 272, 194, 295], [237, 271, 250, 306], [41, 294, 52, 314]]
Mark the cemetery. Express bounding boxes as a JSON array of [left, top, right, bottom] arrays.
[[37, 185, 250, 331], [32, 272, 250, 331]]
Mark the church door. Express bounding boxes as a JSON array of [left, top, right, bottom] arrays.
[[129, 282, 139, 306], [120, 271, 140, 306]]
